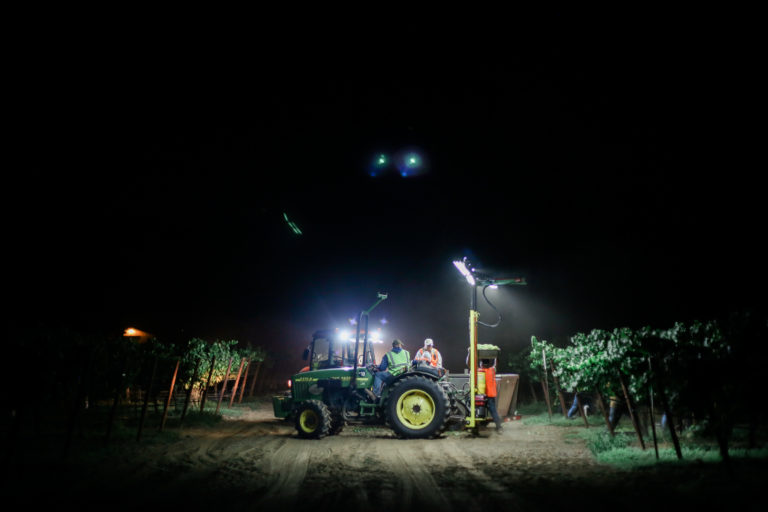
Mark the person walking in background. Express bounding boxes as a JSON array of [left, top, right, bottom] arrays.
[[601, 381, 624, 428], [567, 392, 592, 419], [609, 393, 624, 428], [568, 393, 580, 419], [414, 338, 442, 368]]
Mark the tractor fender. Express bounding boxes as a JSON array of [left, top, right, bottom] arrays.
[[401, 361, 445, 381], [389, 369, 438, 388]]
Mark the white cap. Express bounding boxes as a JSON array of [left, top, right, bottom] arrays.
[[424, 338, 433, 346]]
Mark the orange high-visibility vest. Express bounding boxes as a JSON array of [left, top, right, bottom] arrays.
[[415, 348, 440, 367], [478, 367, 497, 397]]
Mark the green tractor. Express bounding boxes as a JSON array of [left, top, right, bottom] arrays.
[[273, 293, 471, 439], [274, 262, 524, 440]]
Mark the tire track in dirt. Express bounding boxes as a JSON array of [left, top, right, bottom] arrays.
[[253, 435, 311, 509], [365, 438, 455, 511], [424, 434, 526, 510], [302, 434, 381, 509], [398, 442, 456, 512], [130, 420, 296, 496], [57, 404, 619, 509]]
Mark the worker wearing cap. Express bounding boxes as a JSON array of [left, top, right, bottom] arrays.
[[373, 339, 411, 397], [414, 338, 443, 368]]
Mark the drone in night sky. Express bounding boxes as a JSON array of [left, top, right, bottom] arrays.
[[368, 148, 428, 178]]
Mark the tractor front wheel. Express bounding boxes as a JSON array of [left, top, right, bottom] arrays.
[[385, 375, 449, 439], [295, 400, 332, 439]]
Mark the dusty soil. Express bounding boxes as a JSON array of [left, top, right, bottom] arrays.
[[3, 398, 766, 511]]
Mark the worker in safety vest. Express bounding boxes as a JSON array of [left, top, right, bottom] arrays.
[[478, 358, 503, 434], [414, 338, 442, 368], [373, 339, 411, 397]]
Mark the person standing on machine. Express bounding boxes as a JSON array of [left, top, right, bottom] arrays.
[[414, 338, 442, 368]]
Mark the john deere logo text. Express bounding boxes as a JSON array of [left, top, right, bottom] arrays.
[[294, 376, 351, 383]]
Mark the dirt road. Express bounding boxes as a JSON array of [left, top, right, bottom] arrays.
[[4, 400, 765, 511]]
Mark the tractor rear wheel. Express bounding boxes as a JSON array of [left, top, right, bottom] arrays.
[[295, 400, 332, 439], [385, 375, 449, 439]]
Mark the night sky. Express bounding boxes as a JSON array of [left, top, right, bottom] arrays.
[[11, 15, 763, 372]]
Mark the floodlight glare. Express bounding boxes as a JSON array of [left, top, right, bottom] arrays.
[[453, 259, 476, 285]]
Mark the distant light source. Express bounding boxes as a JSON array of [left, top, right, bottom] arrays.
[[453, 259, 476, 285], [123, 327, 152, 343], [394, 147, 427, 177], [370, 153, 389, 176]]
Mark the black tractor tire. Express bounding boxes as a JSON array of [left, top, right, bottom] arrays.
[[384, 375, 450, 439], [294, 400, 332, 439]]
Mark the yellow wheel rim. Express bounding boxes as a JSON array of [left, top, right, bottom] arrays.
[[299, 409, 319, 433], [396, 389, 435, 430]]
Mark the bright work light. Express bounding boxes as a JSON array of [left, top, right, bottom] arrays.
[[453, 259, 476, 285]]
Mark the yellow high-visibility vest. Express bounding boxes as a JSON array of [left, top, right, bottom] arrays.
[[477, 371, 486, 394]]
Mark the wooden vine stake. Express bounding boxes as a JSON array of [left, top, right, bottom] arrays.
[[200, 355, 216, 412], [594, 387, 615, 436], [160, 358, 180, 432], [238, 356, 252, 404], [549, 360, 568, 418], [215, 357, 234, 415], [247, 360, 262, 397], [106, 354, 128, 442], [180, 358, 201, 425], [647, 357, 659, 460], [137, 355, 158, 442], [618, 373, 646, 450], [658, 385, 683, 459], [540, 348, 553, 420], [575, 391, 589, 428], [229, 357, 246, 408]]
